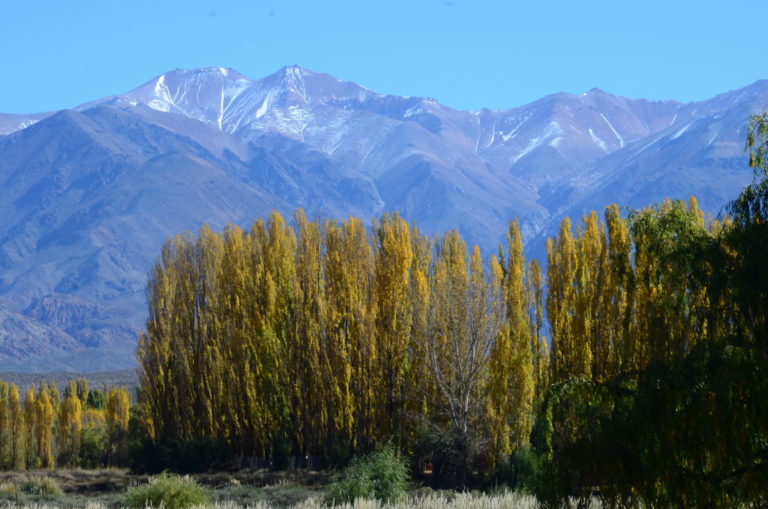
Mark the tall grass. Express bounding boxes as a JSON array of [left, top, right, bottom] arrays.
[[0, 491, 603, 508], [125, 473, 210, 508]]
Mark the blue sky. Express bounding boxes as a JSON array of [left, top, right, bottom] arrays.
[[0, 0, 764, 114]]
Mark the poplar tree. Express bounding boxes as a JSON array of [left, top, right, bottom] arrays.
[[604, 204, 633, 375], [525, 259, 549, 399], [292, 210, 328, 455], [547, 217, 581, 382], [373, 213, 413, 441], [324, 217, 376, 449], [261, 212, 297, 455], [24, 387, 36, 469], [486, 254, 513, 464], [0, 383, 8, 468], [57, 393, 82, 467], [403, 225, 433, 452], [8, 385, 24, 470], [487, 220, 535, 463], [219, 224, 249, 454], [574, 211, 605, 380], [505, 221, 535, 451], [48, 383, 60, 412], [105, 388, 130, 466], [75, 379, 89, 406], [35, 387, 55, 469]]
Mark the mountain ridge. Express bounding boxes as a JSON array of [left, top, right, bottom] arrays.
[[0, 66, 765, 372]]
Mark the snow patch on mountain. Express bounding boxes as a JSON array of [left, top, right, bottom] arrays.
[[510, 121, 563, 163], [600, 113, 625, 148], [589, 128, 608, 152], [672, 123, 690, 140], [0, 67, 766, 371]]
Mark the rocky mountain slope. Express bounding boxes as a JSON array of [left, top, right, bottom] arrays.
[[0, 66, 765, 371]]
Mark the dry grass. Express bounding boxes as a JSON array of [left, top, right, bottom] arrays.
[[0, 491, 604, 508], [0, 469, 137, 493], [0, 470, 605, 508]]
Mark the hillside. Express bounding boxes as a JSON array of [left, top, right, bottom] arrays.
[[0, 66, 764, 371]]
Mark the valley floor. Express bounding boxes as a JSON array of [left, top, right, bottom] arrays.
[[0, 469, 594, 508]]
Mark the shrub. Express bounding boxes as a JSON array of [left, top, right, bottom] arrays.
[[126, 473, 210, 509], [487, 445, 541, 493], [0, 482, 17, 499], [80, 425, 108, 468], [324, 446, 409, 505], [18, 476, 63, 499]]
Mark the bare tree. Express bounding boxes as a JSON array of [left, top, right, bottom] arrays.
[[416, 234, 505, 485]]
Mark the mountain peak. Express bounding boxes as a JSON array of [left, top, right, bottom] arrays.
[[162, 66, 246, 79], [264, 65, 312, 93], [253, 65, 373, 110], [68, 65, 376, 135], [0, 67, 762, 372], [575, 87, 620, 101], [278, 64, 310, 77]]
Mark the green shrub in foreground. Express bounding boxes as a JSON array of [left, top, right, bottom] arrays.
[[126, 473, 210, 509], [18, 476, 63, 499], [324, 446, 409, 505]]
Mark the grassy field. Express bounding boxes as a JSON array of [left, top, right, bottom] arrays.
[[0, 469, 325, 508], [0, 469, 602, 508], [0, 492, 556, 508]]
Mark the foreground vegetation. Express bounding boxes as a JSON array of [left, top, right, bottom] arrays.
[[0, 115, 767, 507], [0, 493, 551, 509], [129, 115, 768, 505], [0, 469, 563, 508]]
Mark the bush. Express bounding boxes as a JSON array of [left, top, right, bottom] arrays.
[[80, 425, 108, 468], [0, 482, 17, 499], [18, 476, 63, 499], [126, 473, 210, 509], [324, 446, 409, 505], [487, 445, 541, 493]]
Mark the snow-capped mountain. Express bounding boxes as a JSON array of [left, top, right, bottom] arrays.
[[0, 66, 765, 372]]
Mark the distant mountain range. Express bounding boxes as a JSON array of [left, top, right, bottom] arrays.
[[0, 66, 765, 372]]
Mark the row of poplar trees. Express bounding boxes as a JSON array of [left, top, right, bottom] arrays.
[[136, 195, 717, 468], [138, 211, 547, 474], [0, 380, 131, 470], [545, 197, 723, 383], [135, 113, 768, 503]]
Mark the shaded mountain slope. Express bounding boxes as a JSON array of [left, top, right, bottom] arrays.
[[0, 67, 764, 371]]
